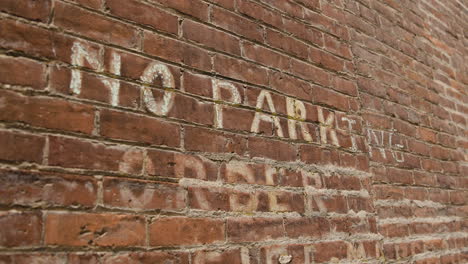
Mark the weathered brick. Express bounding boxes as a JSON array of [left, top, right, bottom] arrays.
[[0, 170, 97, 208], [149, 217, 225, 246], [0, 89, 95, 134], [249, 137, 297, 161], [48, 136, 144, 173], [227, 217, 284, 242], [103, 177, 186, 210], [0, 211, 42, 247], [285, 217, 329, 238], [0, 56, 46, 89], [0, 0, 51, 22], [100, 109, 180, 147], [0, 130, 45, 164], [184, 126, 248, 155], [45, 212, 146, 246], [145, 150, 218, 181]]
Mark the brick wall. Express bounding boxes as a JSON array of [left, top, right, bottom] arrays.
[[0, 0, 466, 263]]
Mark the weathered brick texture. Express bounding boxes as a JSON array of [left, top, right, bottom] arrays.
[[0, 0, 466, 263]]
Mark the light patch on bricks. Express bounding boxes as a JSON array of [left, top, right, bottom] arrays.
[[67, 41, 368, 158]]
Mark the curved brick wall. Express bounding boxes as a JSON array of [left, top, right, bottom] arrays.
[[0, 0, 466, 263]]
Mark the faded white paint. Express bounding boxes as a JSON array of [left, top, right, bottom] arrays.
[[141, 63, 175, 116], [225, 160, 257, 184], [318, 107, 339, 146], [251, 90, 284, 137], [367, 128, 405, 162], [70, 42, 121, 106], [212, 80, 242, 128], [342, 117, 358, 152], [286, 97, 313, 142], [229, 191, 259, 212], [174, 155, 207, 180]]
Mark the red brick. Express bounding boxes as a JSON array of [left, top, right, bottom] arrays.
[[332, 76, 358, 96], [45, 212, 145, 246], [214, 55, 269, 86], [249, 137, 297, 161], [269, 72, 314, 102], [100, 109, 180, 147], [0, 19, 55, 59], [324, 34, 352, 59], [283, 19, 324, 47], [182, 71, 213, 98], [54, 2, 139, 48], [227, 217, 284, 242], [211, 6, 263, 42], [265, 29, 309, 60], [242, 42, 290, 71], [0, 211, 42, 247], [216, 106, 253, 134], [0, 56, 46, 89], [206, 0, 234, 9], [263, 0, 303, 18], [150, 0, 209, 21], [107, 0, 178, 35], [144, 32, 212, 71], [0, 130, 45, 164], [291, 59, 331, 87], [373, 185, 405, 200], [168, 93, 214, 126], [300, 145, 336, 165], [0, 170, 97, 208], [296, 0, 321, 10], [313, 85, 350, 111], [323, 173, 362, 190], [0, 89, 95, 134], [183, 20, 241, 55], [0, 0, 51, 22], [149, 217, 225, 246], [184, 126, 248, 155], [380, 223, 409, 238], [313, 241, 348, 262], [103, 177, 186, 210], [67, 253, 100, 264], [71, 0, 102, 9], [308, 194, 348, 213], [48, 136, 143, 173], [237, 0, 283, 28], [285, 217, 329, 238]]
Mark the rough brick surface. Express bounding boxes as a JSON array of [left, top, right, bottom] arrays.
[[0, 0, 466, 263]]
